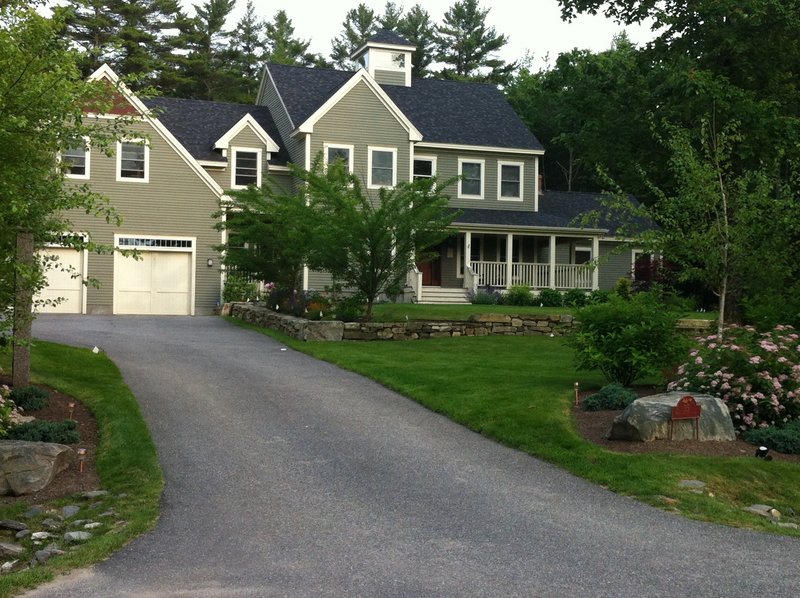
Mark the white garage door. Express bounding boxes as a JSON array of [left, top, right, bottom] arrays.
[[115, 251, 192, 315], [37, 247, 85, 314]]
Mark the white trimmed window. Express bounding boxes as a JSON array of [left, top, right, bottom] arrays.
[[498, 161, 523, 201], [458, 158, 484, 199], [368, 146, 397, 188], [324, 143, 354, 173], [63, 140, 90, 180], [574, 246, 592, 265], [413, 156, 436, 180], [231, 147, 262, 188], [116, 139, 149, 182]]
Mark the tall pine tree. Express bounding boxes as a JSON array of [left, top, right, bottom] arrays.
[[434, 0, 515, 85], [330, 3, 378, 70], [397, 5, 436, 78]]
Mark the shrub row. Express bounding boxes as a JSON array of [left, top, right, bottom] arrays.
[[471, 285, 612, 308]]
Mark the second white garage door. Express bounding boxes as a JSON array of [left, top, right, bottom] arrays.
[[115, 250, 193, 315], [37, 246, 85, 314]]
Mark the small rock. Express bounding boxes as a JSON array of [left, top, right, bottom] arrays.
[[63, 531, 91, 543], [82, 491, 108, 500], [769, 508, 782, 521], [657, 495, 679, 505], [775, 522, 799, 529], [678, 480, 707, 489], [15, 529, 31, 540], [116, 493, 127, 499], [22, 507, 43, 519], [69, 520, 87, 527], [30, 532, 51, 541], [33, 544, 64, 564], [89, 502, 104, 510], [83, 522, 102, 530], [786, 507, 796, 517], [1, 560, 17, 572], [0, 520, 27, 532], [99, 510, 115, 518], [62, 505, 81, 519], [0, 543, 25, 557], [41, 518, 62, 531], [746, 504, 779, 519]]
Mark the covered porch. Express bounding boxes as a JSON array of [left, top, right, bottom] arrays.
[[410, 230, 602, 302]]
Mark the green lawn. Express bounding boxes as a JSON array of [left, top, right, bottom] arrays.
[[235, 319, 800, 535], [0, 342, 163, 597], [369, 302, 715, 322]]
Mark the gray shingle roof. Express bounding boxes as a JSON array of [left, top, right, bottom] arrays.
[[453, 191, 652, 235], [144, 97, 290, 165], [366, 30, 414, 47], [265, 63, 543, 151]]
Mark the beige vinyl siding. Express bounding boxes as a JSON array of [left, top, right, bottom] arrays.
[[374, 70, 405, 86], [65, 119, 222, 314], [423, 148, 537, 211], [599, 241, 633, 291], [310, 80, 411, 201], [307, 270, 334, 292], [266, 171, 294, 193], [258, 71, 304, 167], [207, 166, 229, 190]]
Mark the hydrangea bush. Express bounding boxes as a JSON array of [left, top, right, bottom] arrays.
[[668, 325, 800, 431]]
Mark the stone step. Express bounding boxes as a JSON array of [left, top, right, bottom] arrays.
[[418, 287, 471, 304]]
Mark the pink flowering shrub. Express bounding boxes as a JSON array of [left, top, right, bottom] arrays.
[[668, 325, 800, 431]]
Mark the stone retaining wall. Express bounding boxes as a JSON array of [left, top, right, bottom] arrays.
[[228, 303, 573, 342], [228, 303, 711, 342]]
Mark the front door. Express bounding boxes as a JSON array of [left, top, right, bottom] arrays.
[[418, 255, 442, 286]]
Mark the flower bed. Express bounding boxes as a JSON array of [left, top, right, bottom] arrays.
[[668, 325, 800, 431]]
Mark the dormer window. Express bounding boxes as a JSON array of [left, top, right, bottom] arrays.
[[231, 147, 262, 188], [324, 143, 354, 173]]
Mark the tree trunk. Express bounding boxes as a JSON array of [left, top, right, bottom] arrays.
[[12, 231, 34, 388]]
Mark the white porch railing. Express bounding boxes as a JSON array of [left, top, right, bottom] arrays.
[[464, 263, 479, 295], [472, 261, 506, 287], [471, 261, 595, 290], [407, 266, 423, 302], [554, 264, 593, 290]]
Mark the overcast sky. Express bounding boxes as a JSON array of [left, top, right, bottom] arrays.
[[198, 0, 656, 67]]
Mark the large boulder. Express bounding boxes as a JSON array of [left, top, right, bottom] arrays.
[[0, 441, 75, 496], [607, 392, 736, 442]]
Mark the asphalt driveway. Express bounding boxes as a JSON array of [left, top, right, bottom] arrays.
[[25, 315, 800, 597]]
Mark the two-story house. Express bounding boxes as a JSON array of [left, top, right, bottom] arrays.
[[42, 32, 641, 314]]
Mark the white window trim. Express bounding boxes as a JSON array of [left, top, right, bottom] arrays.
[[367, 146, 397, 188], [323, 143, 354, 173], [230, 146, 263, 189], [116, 138, 149, 183], [458, 158, 485, 200], [413, 154, 437, 180], [497, 160, 524, 202], [64, 137, 91, 180]]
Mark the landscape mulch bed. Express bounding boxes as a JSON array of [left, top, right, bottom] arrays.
[[573, 386, 800, 464], [1, 375, 100, 504]]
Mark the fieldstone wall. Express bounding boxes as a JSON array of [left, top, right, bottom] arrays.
[[229, 303, 344, 341], [343, 313, 575, 340], [227, 303, 573, 342]]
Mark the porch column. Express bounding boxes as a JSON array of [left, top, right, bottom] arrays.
[[592, 236, 600, 290], [464, 231, 472, 277], [548, 234, 556, 289], [506, 233, 514, 289]]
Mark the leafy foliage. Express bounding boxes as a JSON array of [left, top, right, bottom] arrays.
[[471, 288, 501, 305], [8, 419, 80, 444], [0, 384, 25, 438], [582, 383, 637, 411], [503, 285, 533, 307], [570, 293, 686, 386], [668, 325, 800, 431], [744, 420, 800, 455], [8, 385, 50, 411], [222, 273, 260, 303], [563, 288, 588, 308], [536, 288, 564, 307]]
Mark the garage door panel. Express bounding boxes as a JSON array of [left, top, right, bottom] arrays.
[[115, 250, 191, 315], [37, 248, 84, 314]]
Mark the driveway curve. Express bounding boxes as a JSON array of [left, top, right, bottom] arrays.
[[26, 315, 800, 597]]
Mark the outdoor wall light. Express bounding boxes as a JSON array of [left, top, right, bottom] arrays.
[[207, 257, 213, 267]]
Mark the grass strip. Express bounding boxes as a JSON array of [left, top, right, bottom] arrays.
[[232, 318, 800, 535], [0, 341, 163, 596]]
